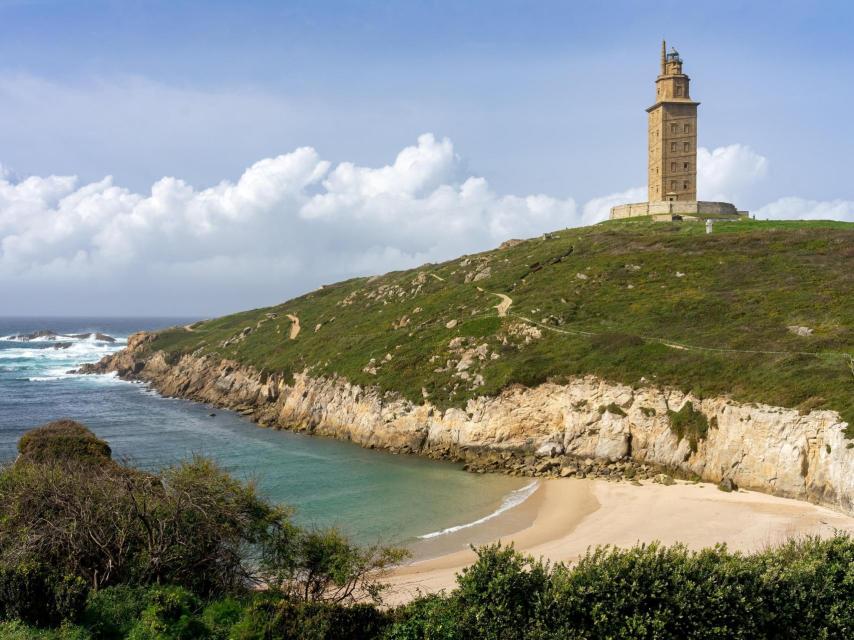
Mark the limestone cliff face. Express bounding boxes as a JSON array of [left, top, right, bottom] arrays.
[[85, 332, 854, 515]]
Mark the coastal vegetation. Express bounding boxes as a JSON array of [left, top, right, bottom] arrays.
[[3, 421, 854, 639], [132, 219, 854, 434]]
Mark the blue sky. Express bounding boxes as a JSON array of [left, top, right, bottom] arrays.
[[1, 1, 852, 315]]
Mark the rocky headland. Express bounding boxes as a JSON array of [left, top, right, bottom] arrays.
[[80, 330, 854, 516]]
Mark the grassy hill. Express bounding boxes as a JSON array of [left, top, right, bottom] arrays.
[[146, 218, 854, 434]]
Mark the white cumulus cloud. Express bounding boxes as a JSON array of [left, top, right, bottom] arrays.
[[2, 136, 851, 316], [754, 197, 854, 221], [697, 144, 768, 202], [0, 134, 579, 315]]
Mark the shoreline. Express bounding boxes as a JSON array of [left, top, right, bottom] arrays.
[[79, 337, 854, 518], [387, 477, 854, 603]]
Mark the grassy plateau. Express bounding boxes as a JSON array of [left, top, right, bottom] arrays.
[[142, 218, 854, 435]]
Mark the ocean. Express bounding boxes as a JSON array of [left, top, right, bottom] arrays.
[[0, 317, 531, 548]]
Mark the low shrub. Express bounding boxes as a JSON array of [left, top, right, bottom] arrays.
[[384, 594, 461, 640], [455, 544, 549, 640], [230, 595, 390, 640], [534, 543, 763, 639], [598, 402, 627, 417], [200, 598, 244, 640], [0, 620, 92, 639], [667, 401, 711, 452], [17, 420, 111, 466], [753, 536, 854, 638], [125, 586, 208, 640], [81, 586, 148, 640], [2, 421, 405, 602], [0, 563, 88, 627]]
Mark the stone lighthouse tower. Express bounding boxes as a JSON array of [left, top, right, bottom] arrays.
[[647, 41, 699, 202], [609, 41, 745, 221]]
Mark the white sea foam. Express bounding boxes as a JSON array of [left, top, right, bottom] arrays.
[[1, 332, 126, 383], [417, 480, 540, 540]]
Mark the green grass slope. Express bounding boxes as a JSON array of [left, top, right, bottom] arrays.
[[147, 219, 854, 434]]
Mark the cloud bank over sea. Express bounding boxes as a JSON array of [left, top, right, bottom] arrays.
[[1, 135, 851, 315]]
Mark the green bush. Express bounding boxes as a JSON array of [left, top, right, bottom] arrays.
[[0, 563, 89, 627], [6, 536, 854, 639], [262, 526, 407, 605], [200, 598, 244, 640], [384, 594, 461, 640], [534, 543, 763, 639], [82, 586, 148, 640], [0, 425, 291, 596], [2, 422, 404, 603], [455, 544, 549, 640], [230, 595, 389, 640], [753, 536, 854, 638], [668, 401, 711, 452], [125, 586, 209, 640], [0, 620, 92, 639], [599, 402, 627, 417], [17, 420, 112, 466]]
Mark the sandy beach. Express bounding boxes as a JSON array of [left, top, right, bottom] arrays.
[[388, 478, 854, 603]]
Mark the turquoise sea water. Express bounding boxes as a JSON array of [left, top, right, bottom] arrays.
[[0, 317, 528, 547]]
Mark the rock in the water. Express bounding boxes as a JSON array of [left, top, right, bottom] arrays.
[[7, 329, 60, 341], [69, 332, 117, 343]]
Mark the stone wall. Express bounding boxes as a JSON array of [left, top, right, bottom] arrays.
[[609, 200, 745, 220]]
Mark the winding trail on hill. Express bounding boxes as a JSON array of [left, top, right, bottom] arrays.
[[286, 314, 301, 339], [492, 293, 513, 318], [475, 287, 513, 317], [492, 293, 513, 317], [455, 260, 850, 371], [506, 312, 853, 378]]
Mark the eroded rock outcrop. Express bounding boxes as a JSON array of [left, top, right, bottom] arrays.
[[81, 331, 854, 515]]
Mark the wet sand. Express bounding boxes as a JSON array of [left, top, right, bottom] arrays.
[[387, 478, 854, 603]]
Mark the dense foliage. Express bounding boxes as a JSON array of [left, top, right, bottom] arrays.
[[4, 421, 854, 639], [0, 421, 404, 631], [141, 219, 854, 434]]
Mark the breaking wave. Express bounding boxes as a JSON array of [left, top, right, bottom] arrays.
[[417, 480, 540, 539], [0, 332, 125, 383]]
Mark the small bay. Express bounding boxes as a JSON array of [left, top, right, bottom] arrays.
[[0, 317, 527, 547]]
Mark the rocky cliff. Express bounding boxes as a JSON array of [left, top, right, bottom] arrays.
[[83, 331, 854, 515]]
